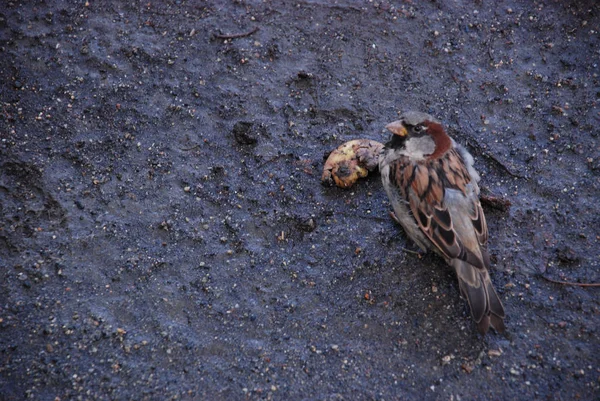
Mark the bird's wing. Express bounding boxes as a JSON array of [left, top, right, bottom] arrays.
[[394, 149, 488, 269]]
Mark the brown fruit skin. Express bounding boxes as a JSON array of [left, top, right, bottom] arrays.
[[321, 139, 384, 189]]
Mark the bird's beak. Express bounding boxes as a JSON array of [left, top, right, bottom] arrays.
[[385, 120, 408, 137]]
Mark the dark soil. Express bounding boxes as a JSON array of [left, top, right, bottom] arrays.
[[1, 1, 599, 400]]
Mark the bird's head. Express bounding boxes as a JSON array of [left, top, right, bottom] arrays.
[[384, 111, 450, 159]]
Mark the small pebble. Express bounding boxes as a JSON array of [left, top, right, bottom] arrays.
[[488, 349, 502, 357], [461, 363, 473, 373]]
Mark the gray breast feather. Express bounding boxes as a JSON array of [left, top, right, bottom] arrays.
[[454, 142, 480, 185]]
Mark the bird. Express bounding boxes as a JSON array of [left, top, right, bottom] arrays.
[[378, 111, 505, 334]]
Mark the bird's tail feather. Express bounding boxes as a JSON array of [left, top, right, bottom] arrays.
[[454, 260, 505, 334]]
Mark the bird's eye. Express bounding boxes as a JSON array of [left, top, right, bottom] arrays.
[[413, 125, 423, 132]]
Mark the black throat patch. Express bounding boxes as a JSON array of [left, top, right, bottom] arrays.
[[386, 134, 407, 149]]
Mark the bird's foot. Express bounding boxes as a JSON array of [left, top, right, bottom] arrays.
[[401, 247, 426, 259]]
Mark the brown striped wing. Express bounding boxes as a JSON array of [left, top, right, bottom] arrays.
[[390, 149, 488, 269]]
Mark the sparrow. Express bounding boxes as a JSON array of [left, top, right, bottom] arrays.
[[379, 111, 505, 334]]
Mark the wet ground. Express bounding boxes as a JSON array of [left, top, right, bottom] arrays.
[[1, 0, 599, 400]]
